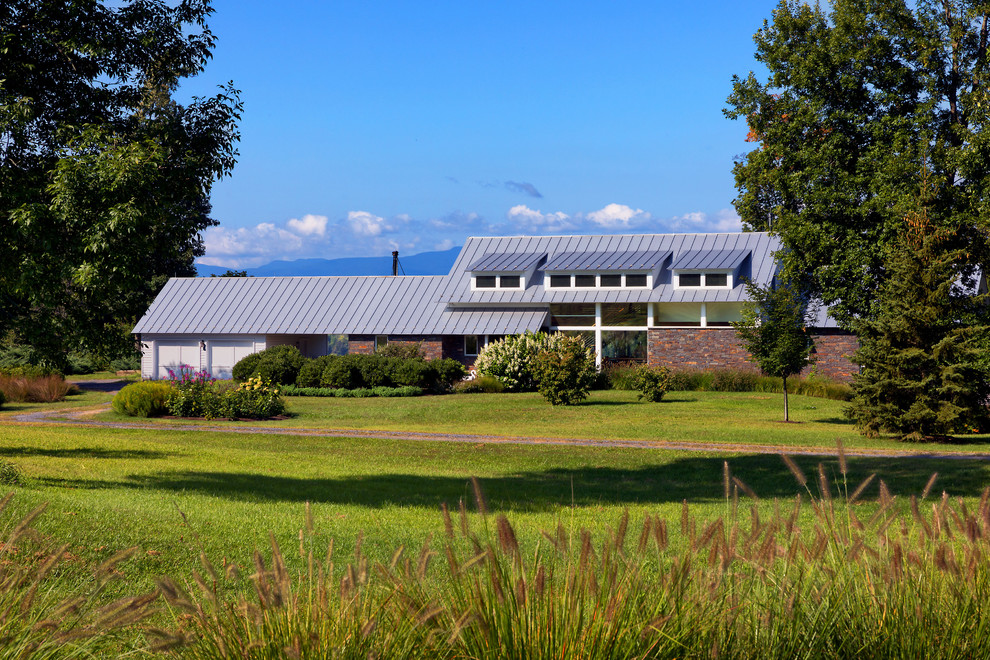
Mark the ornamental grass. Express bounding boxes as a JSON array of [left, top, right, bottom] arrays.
[[0, 374, 78, 403], [161, 446, 990, 659]]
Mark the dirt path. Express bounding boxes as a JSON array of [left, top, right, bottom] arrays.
[[4, 404, 990, 461]]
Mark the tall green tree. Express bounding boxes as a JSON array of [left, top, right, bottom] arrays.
[[847, 206, 990, 441], [733, 279, 815, 422], [725, 0, 990, 326], [1, 0, 241, 368]]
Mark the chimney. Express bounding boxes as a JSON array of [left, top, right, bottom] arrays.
[[392, 251, 399, 276]]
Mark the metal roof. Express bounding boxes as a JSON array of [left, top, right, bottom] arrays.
[[543, 249, 671, 271], [133, 276, 549, 336], [439, 232, 780, 305], [469, 252, 546, 272], [670, 249, 751, 270]]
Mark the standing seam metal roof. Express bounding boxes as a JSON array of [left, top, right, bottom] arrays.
[[469, 252, 546, 272], [542, 249, 671, 271], [670, 249, 751, 270]]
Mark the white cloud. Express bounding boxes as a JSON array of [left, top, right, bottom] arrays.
[[434, 238, 455, 251], [348, 211, 391, 237], [286, 214, 328, 236], [666, 208, 742, 233], [585, 203, 651, 229], [506, 205, 575, 232]]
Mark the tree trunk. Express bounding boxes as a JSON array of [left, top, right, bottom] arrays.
[[784, 376, 791, 422]]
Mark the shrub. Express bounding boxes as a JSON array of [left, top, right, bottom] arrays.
[[0, 459, 22, 486], [0, 374, 77, 403], [454, 375, 506, 394], [231, 352, 263, 382], [475, 331, 561, 391], [633, 365, 672, 402], [375, 341, 423, 359], [212, 377, 286, 419], [433, 358, 467, 391], [281, 384, 422, 398], [532, 335, 596, 406], [604, 364, 640, 390], [321, 356, 362, 389], [109, 352, 142, 372], [164, 368, 217, 417], [112, 381, 173, 417], [666, 368, 853, 401], [296, 356, 333, 388], [66, 350, 102, 375], [252, 345, 306, 385]]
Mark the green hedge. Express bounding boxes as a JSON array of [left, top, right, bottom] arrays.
[[313, 355, 464, 393], [281, 384, 423, 398]]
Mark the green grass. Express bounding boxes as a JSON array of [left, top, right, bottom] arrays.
[[93, 389, 990, 452]]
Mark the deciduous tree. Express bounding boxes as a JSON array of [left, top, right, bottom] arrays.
[[725, 0, 990, 326], [1, 0, 241, 368], [733, 279, 815, 422]]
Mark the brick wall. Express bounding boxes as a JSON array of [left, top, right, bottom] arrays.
[[808, 331, 859, 382], [648, 328, 757, 372], [647, 328, 859, 382], [347, 335, 445, 360]]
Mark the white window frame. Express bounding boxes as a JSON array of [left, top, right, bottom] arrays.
[[673, 270, 733, 290], [472, 273, 525, 291], [545, 272, 653, 290], [550, 303, 651, 368]]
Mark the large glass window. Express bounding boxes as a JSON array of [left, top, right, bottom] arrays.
[[602, 331, 647, 360], [562, 330, 595, 353], [574, 274, 596, 287], [706, 303, 744, 327], [601, 303, 648, 326], [550, 303, 596, 327], [654, 303, 701, 327]]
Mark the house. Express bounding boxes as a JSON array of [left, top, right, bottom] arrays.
[[132, 231, 859, 381]]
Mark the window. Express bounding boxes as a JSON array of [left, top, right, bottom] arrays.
[[575, 274, 596, 287], [549, 274, 571, 288], [705, 273, 728, 287], [706, 303, 744, 327], [375, 335, 389, 349], [476, 276, 497, 288], [654, 303, 701, 327], [600, 274, 622, 287], [464, 335, 480, 356], [601, 303, 648, 326], [550, 303, 596, 327], [679, 273, 702, 287], [625, 274, 648, 287], [499, 275, 521, 288]]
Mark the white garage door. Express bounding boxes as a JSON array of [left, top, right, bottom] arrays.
[[157, 342, 202, 379], [209, 341, 256, 379]]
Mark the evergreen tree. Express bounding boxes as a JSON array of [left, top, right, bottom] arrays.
[[847, 209, 990, 442], [733, 279, 815, 422]]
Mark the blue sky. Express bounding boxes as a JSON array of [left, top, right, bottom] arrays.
[[183, 1, 778, 268]]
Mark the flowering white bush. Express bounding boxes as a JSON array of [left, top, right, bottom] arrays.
[[474, 332, 581, 391]]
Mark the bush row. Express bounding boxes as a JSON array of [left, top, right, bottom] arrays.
[[668, 369, 854, 401], [280, 384, 423, 398], [112, 374, 286, 419], [233, 347, 466, 393]]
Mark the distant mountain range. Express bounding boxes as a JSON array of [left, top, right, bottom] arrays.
[[194, 246, 462, 277]]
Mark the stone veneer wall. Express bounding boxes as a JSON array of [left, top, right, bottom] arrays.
[[647, 328, 859, 383]]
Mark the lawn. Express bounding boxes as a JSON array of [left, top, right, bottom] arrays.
[[2, 391, 990, 655], [86, 388, 990, 452]]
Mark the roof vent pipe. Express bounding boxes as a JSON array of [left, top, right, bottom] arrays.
[[392, 251, 399, 276]]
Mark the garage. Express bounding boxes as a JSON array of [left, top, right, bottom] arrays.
[[208, 340, 257, 379], [155, 341, 203, 379]]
